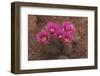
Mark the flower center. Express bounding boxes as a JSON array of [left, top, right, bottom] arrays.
[[58, 34, 62, 38], [64, 38, 69, 43], [41, 36, 47, 41], [50, 28, 55, 32]]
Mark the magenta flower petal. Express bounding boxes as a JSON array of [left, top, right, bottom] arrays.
[[62, 31, 74, 43], [45, 21, 59, 34], [63, 21, 76, 34], [36, 31, 51, 44], [54, 26, 64, 40]]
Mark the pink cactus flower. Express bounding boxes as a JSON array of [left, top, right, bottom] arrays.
[[62, 31, 74, 43], [45, 21, 59, 34], [63, 21, 76, 34], [35, 21, 76, 45], [54, 26, 64, 40], [36, 31, 51, 44]]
